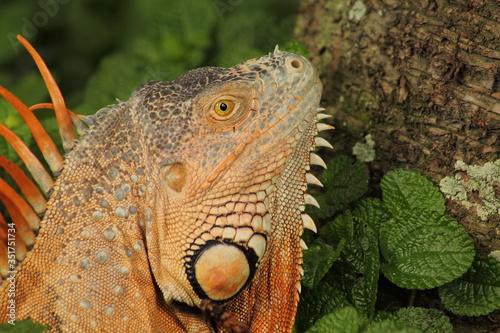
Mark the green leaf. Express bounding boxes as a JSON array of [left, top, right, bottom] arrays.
[[319, 210, 354, 244], [346, 199, 385, 317], [295, 281, 351, 332], [372, 310, 398, 322], [380, 209, 475, 289], [215, 2, 299, 67], [5, 71, 48, 107], [315, 156, 369, 219], [394, 307, 453, 333], [351, 198, 389, 234], [302, 239, 346, 289], [0, 319, 46, 333], [381, 169, 445, 216], [0, 3, 38, 63], [75, 0, 220, 115], [439, 254, 500, 316], [76, 53, 186, 115], [325, 199, 383, 318], [304, 307, 365, 333]]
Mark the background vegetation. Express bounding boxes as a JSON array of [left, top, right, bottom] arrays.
[[0, 0, 299, 141]]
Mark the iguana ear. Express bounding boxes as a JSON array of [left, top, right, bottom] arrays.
[[162, 162, 187, 193]]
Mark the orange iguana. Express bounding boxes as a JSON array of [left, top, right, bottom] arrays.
[[0, 36, 333, 332]]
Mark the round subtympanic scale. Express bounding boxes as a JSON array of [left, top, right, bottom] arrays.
[[194, 243, 250, 301]]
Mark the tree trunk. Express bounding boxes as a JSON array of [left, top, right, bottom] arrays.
[[295, 0, 499, 255]]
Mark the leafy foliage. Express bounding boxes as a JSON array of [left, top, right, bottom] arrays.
[[439, 254, 500, 316], [380, 209, 474, 289], [296, 281, 351, 332], [315, 155, 369, 218], [282, 40, 311, 58], [302, 306, 449, 333], [381, 169, 445, 216], [324, 199, 383, 319], [364, 320, 420, 333], [302, 239, 345, 289], [392, 307, 453, 333], [0, 0, 299, 158], [304, 307, 366, 333], [297, 157, 495, 332]]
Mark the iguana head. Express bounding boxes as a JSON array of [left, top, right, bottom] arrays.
[[120, 47, 325, 329]]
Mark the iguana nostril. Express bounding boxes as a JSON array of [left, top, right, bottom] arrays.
[[286, 57, 306, 73], [291, 59, 301, 69]]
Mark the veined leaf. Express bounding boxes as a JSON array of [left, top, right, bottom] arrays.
[[325, 199, 384, 318], [295, 281, 351, 332], [394, 307, 453, 333], [302, 239, 345, 289], [0, 98, 34, 163], [319, 210, 354, 244], [351, 198, 389, 234], [347, 199, 384, 318], [380, 209, 474, 289], [381, 169, 445, 216], [365, 320, 420, 333], [304, 306, 365, 333], [439, 254, 500, 316], [315, 156, 369, 219]]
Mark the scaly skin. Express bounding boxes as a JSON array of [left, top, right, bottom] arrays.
[[0, 48, 325, 332]]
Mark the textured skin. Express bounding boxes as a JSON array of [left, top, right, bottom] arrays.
[[0, 50, 323, 332]]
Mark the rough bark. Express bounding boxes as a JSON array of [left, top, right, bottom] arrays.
[[295, 0, 499, 254]]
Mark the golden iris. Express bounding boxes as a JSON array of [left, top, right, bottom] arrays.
[[214, 100, 235, 116]]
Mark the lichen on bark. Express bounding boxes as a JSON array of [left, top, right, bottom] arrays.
[[440, 160, 500, 221]]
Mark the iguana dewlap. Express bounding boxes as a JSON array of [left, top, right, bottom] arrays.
[[0, 45, 331, 332]]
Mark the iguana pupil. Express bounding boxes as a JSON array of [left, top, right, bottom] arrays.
[[219, 102, 227, 111], [213, 99, 235, 118]]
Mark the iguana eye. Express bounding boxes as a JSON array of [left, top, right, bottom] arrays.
[[212, 100, 236, 119]]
